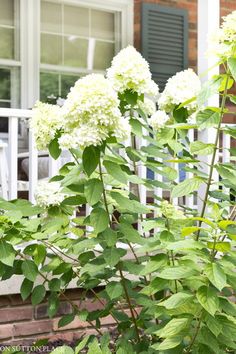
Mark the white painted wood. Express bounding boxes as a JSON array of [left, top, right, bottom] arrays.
[[49, 157, 60, 178], [28, 131, 38, 203], [197, 0, 220, 212], [185, 129, 194, 209], [0, 142, 9, 199], [8, 117, 18, 200]]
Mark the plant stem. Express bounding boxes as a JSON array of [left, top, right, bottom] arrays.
[[98, 154, 141, 342], [196, 72, 230, 241], [185, 315, 202, 354], [118, 266, 141, 342]]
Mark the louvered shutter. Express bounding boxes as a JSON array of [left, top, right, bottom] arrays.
[[142, 3, 188, 92]]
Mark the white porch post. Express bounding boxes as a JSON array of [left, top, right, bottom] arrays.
[[197, 0, 220, 212]]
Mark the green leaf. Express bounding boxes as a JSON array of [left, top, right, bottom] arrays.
[[190, 141, 215, 155], [50, 346, 74, 354], [103, 161, 128, 184], [110, 191, 150, 214], [141, 254, 168, 275], [84, 178, 103, 206], [196, 286, 219, 316], [152, 336, 183, 351], [197, 76, 222, 106], [20, 279, 34, 301], [106, 282, 123, 300], [88, 339, 103, 354], [119, 222, 145, 245], [141, 278, 168, 296], [171, 178, 202, 198], [196, 109, 220, 129], [48, 292, 59, 318], [49, 278, 61, 292], [207, 241, 231, 252], [0, 240, 15, 266], [181, 226, 201, 237], [31, 284, 46, 305], [62, 195, 86, 206], [58, 314, 75, 328], [82, 146, 100, 177], [158, 266, 197, 280], [49, 138, 61, 160], [205, 263, 227, 291], [205, 313, 222, 337], [90, 208, 109, 233], [159, 292, 194, 309], [228, 57, 236, 81], [75, 335, 90, 354], [103, 248, 126, 267], [198, 326, 220, 353], [166, 239, 205, 251], [21, 260, 38, 282], [155, 317, 189, 338]]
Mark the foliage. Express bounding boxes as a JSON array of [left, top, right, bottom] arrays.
[[1, 16, 236, 353]]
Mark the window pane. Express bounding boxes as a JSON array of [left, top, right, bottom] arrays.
[[0, 68, 10, 100], [0, 102, 10, 133], [0, 0, 14, 26], [94, 41, 114, 70], [41, 1, 62, 33], [64, 5, 89, 37], [41, 33, 62, 65], [61, 74, 78, 98], [91, 10, 114, 41], [0, 27, 14, 59], [40, 72, 59, 101], [64, 37, 88, 68]]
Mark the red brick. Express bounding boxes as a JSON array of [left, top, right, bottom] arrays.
[[13, 320, 52, 337], [53, 317, 88, 331], [35, 302, 72, 319], [0, 296, 11, 307], [0, 324, 13, 340], [0, 307, 33, 323]]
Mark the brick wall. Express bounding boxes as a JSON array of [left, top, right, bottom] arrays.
[[0, 288, 115, 346], [0, 1, 236, 346]]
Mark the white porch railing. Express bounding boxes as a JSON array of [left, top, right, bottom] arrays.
[[0, 108, 234, 210]]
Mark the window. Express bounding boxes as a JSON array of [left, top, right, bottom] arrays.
[[0, 0, 133, 127], [40, 0, 122, 100], [0, 0, 20, 132]]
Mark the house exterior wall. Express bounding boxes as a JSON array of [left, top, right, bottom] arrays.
[[0, 0, 236, 346]]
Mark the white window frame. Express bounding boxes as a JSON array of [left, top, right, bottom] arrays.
[[20, 0, 133, 109]]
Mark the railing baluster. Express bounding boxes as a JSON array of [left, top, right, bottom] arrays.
[[222, 130, 230, 196], [28, 131, 38, 203], [8, 117, 18, 200], [49, 156, 60, 178], [185, 129, 194, 209]]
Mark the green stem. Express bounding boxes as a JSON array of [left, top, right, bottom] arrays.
[[196, 72, 230, 241], [98, 154, 141, 342], [185, 314, 202, 354]]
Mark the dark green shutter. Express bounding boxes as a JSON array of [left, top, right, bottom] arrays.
[[142, 3, 188, 91]]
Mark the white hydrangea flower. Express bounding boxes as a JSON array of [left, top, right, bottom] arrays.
[[30, 101, 62, 150], [59, 124, 108, 150], [35, 181, 67, 208], [107, 46, 159, 98], [208, 11, 236, 59], [113, 117, 131, 141], [159, 200, 186, 219], [149, 110, 169, 130], [138, 97, 156, 116], [187, 112, 197, 125], [60, 74, 130, 149], [158, 69, 201, 113]]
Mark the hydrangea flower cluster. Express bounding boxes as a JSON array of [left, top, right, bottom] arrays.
[[31, 101, 62, 150], [149, 110, 169, 130], [159, 200, 185, 219], [158, 69, 201, 113], [35, 181, 67, 207], [60, 74, 130, 150], [209, 10, 236, 59], [107, 46, 159, 99], [138, 97, 156, 117]]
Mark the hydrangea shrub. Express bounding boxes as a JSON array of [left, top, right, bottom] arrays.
[[1, 12, 236, 354]]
